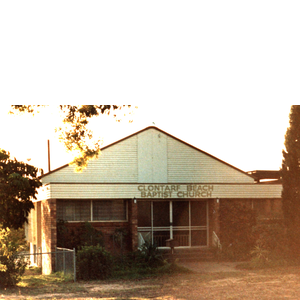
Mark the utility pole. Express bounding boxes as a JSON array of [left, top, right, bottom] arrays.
[[48, 139, 51, 172]]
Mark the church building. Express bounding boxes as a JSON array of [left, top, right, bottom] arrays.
[[26, 126, 282, 274]]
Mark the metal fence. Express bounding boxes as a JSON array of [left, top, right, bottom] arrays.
[[55, 247, 76, 281], [17, 247, 76, 282]]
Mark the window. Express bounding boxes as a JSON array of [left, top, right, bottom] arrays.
[[173, 201, 189, 226], [191, 201, 207, 226], [137, 201, 151, 227], [57, 200, 90, 221], [93, 200, 127, 221], [137, 200, 208, 248], [57, 200, 127, 222]]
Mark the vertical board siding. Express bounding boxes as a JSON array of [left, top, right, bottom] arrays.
[[137, 129, 153, 182], [152, 131, 168, 182], [167, 137, 254, 183], [137, 129, 168, 183]]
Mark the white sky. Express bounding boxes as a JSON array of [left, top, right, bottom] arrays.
[[1, 1, 300, 103], [0, 1, 299, 173], [0, 103, 293, 173]]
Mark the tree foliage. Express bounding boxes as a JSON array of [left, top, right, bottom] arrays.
[[0, 149, 42, 229], [11, 105, 134, 171], [0, 226, 28, 287], [281, 105, 300, 255], [77, 245, 113, 280]]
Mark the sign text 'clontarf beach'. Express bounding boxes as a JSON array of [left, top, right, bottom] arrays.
[[137, 184, 213, 198]]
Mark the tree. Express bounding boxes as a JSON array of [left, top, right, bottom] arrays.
[[281, 105, 300, 256], [0, 149, 42, 229], [0, 226, 28, 287], [10, 105, 135, 171]]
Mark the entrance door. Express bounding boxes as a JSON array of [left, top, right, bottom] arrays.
[[137, 200, 208, 248], [152, 201, 170, 247], [173, 201, 189, 246]]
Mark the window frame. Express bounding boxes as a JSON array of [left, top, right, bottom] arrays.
[[56, 199, 128, 223], [92, 199, 128, 222]]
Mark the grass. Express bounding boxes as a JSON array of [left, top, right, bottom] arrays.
[[0, 267, 82, 298], [0, 263, 190, 300], [18, 270, 73, 288], [111, 261, 192, 280], [5, 262, 188, 288]]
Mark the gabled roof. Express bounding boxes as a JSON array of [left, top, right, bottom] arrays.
[[42, 126, 255, 181]]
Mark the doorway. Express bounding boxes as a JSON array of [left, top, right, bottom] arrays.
[[137, 200, 208, 248]]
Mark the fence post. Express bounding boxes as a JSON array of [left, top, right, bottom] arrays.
[[55, 247, 57, 273], [63, 249, 66, 275], [73, 248, 76, 282], [37, 247, 40, 267]]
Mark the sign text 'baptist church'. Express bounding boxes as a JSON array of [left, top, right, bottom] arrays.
[[138, 184, 214, 198]]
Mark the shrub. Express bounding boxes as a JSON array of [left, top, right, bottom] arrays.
[[111, 241, 164, 277], [111, 248, 187, 279], [126, 241, 164, 269], [138, 241, 164, 268], [250, 245, 271, 268], [57, 219, 70, 248], [77, 222, 104, 248], [0, 227, 28, 287], [219, 200, 257, 260], [254, 222, 288, 258], [57, 221, 104, 250], [77, 245, 113, 280], [248, 222, 290, 268], [111, 228, 129, 256]]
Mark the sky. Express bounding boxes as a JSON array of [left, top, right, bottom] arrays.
[[1, 1, 300, 103], [0, 1, 299, 172], [0, 104, 293, 173]]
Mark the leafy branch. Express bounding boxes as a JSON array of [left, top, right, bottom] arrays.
[[10, 105, 135, 171]]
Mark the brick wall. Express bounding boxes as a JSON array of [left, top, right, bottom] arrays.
[[41, 199, 56, 275], [57, 199, 139, 255], [128, 198, 138, 250], [208, 199, 220, 247]]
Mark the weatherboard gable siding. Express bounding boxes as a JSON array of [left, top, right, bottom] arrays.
[[42, 136, 138, 183], [42, 127, 254, 185], [167, 137, 254, 183], [137, 128, 254, 183]]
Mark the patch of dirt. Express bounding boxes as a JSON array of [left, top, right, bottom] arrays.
[[3, 264, 300, 299], [83, 282, 161, 292], [177, 261, 242, 273]]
